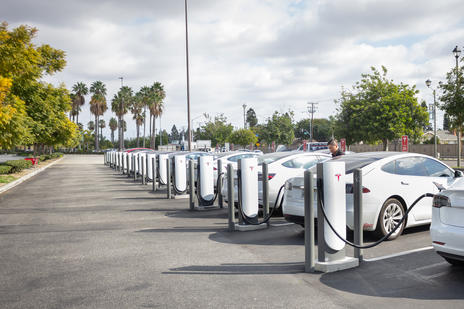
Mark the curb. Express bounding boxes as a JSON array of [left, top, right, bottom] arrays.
[[0, 156, 64, 195]]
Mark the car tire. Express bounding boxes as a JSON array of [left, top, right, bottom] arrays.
[[375, 198, 405, 240], [444, 257, 464, 267]]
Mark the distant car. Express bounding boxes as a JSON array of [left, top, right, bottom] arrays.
[[297, 142, 329, 152], [282, 152, 462, 240], [431, 177, 464, 266]]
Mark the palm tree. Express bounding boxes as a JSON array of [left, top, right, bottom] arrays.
[[89, 81, 107, 151], [138, 86, 152, 148], [132, 91, 146, 147], [111, 86, 132, 150], [109, 117, 118, 145], [72, 82, 88, 125], [149, 82, 166, 149], [99, 119, 106, 144]]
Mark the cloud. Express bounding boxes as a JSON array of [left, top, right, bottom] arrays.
[[3, 0, 464, 140]]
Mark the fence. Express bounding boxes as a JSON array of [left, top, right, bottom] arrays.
[[349, 143, 462, 159]]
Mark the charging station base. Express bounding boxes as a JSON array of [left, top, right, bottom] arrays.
[[314, 257, 359, 273], [192, 205, 221, 211], [234, 223, 268, 232], [173, 194, 189, 199]]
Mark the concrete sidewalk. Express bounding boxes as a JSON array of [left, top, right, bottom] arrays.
[[0, 155, 462, 308]]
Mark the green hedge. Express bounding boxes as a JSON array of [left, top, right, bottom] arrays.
[[0, 165, 12, 175], [4, 159, 33, 173]]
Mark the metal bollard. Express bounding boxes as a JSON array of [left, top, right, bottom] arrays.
[[133, 156, 137, 181], [262, 162, 269, 219], [227, 163, 235, 232], [189, 159, 195, 210], [152, 157, 157, 192], [167, 158, 172, 199], [218, 160, 223, 208], [237, 159, 243, 224], [354, 168, 363, 262], [304, 170, 315, 272], [141, 159, 146, 185]]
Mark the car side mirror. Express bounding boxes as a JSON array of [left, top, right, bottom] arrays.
[[455, 170, 464, 178]]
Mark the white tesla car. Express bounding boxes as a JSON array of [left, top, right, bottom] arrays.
[[221, 151, 330, 208], [257, 152, 331, 209], [283, 152, 462, 240], [213, 151, 262, 181], [431, 178, 464, 266]]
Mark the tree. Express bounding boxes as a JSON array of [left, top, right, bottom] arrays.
[[439, 65, 464, 157], [138, 86, 152, 148], [443, 113, 451, 131], [71, 82, 88, 125], [228, 128, 258, 147], [195, 114, 233, 146], [335, 66, 428, 150], [109, 117, 118, 144], [89, 81, 107, 151], [0, 22, 76, 150], [294, 118, 332, 141], [260, 111, 295, 145], [88, 121, 95, 131], [99, 119, 106, 144], [170, 124, 180, 143], [149, 82, 166, 149], [111, 86, 132, 150], [246, 108, 258, 128], [131, 91, 145, 147]]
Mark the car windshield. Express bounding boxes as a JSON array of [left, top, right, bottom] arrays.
[[257, 152, 294, 165]]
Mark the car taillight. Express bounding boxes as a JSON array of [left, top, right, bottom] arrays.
[[258, 173, 276, 181], [213, 167, 217, 171], [268, 173, 275, 180], [346, 184, 370, 194], [433, 195, 450, 208]]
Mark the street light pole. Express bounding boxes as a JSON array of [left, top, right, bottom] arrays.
[[426, 79, 438, 158], [242, 104, 247, 129], [453, 46, 462, 167], [118, 77, 124, 151], [185, 0, 192, 151]]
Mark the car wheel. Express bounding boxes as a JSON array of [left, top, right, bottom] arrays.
[[444, 257, 464, 267], [375, 198, 405, 240]]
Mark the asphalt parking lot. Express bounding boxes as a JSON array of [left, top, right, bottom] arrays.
[[0, 155, 463, 308]]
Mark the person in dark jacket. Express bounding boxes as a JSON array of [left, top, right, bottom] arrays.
[[328, 139, 345, 157]]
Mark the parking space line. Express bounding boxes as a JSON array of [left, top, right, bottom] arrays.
[[364, 246, 433, 262]]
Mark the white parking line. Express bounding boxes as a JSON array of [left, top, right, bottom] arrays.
[[364, 246, 434, 262]]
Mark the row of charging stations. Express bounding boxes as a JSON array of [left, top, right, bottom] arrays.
[[105, 151, 375, 273]]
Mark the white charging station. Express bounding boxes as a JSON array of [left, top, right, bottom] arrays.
[[140, 153, 146, 176], [147, 153, 156, 181], [128, 153, 133, 174], [315, 161, 358, 273], [159, 154, 169, 185], [198, 156, 214, 203], [240, 157, 259, 220], [174, 155, 187, 194]]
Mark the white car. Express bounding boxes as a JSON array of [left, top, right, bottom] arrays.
[[283, 152, 462, 240], [257, 152, 331, 209], [431, 177, 464, 266], [213, 151, 262, 181]]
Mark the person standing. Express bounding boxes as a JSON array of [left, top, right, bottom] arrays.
[[328, 139, 345, 157]]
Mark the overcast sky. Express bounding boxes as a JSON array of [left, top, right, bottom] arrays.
[[4, 0, 464, 139]]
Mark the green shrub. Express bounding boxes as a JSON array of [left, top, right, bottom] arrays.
[[4, 159, 33, 173], [39, 155, 47, 162], [0, 165, 12, 175], [51, 152, 64, 158]]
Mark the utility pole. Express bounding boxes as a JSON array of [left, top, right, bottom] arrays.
[[453, 46, 462, 167], [242, 104, 247, 129], [118, 77, 124, 151], [307, 102, 318, 142], [185, 0, 192, 151]]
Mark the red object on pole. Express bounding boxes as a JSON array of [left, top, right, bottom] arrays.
[[340, 138, 346, 153], [25, 158, 38, 165], [272, 141, 275, 152], [402, 135, 408, 152], [303, 140, 308, 151]]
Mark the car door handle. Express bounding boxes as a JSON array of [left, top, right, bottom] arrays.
[[401, 181, 409, 185]]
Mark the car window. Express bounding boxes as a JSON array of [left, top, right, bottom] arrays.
[[228, 154, 255, 162], [381, 161, 395, 174], [395, 157, 428, 176], [282, 156, 318, 169], [423, 158, 454, 177]]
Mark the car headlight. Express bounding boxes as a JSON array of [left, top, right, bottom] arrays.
[[433, 195, 451, 208]]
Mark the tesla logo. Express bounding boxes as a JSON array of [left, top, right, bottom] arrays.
[[250, 166, 254, 171], [335, 174, 341, 181]]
